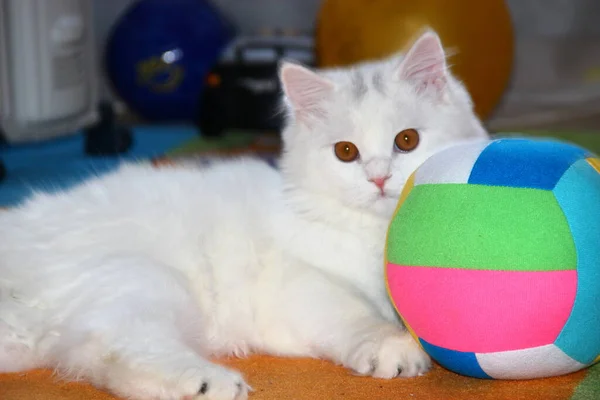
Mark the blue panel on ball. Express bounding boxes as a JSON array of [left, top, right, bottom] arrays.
[[553, 159, 600, 364], [420, 338, 492, 379], [468, 138, 588, 190]]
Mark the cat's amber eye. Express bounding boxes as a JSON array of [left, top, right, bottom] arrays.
[[394, 129, 420, 152], [334, 141, 359, 162]]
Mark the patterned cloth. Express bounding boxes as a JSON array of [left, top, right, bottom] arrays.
[[1, 129, 599, 399], [1, 358, 599, 399]]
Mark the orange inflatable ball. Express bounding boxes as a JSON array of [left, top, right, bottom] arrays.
[[316, 0, 514, 120]]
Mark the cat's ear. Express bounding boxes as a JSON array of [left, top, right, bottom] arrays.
[[396, 30, 448, 98], [279, 62, 334, 121]]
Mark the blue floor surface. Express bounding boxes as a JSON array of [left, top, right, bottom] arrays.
[[0, 125, 198, 207]]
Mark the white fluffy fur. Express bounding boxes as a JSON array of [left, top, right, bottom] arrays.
[[0, 31, 488, 400]]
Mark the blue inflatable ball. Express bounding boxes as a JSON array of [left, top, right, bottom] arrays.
[[105, 0, 234, 122]]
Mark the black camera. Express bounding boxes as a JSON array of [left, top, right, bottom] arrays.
[[197, 32, 314, 137]]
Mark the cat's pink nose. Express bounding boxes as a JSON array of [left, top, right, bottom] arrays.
[[370, 176, 390, 189]]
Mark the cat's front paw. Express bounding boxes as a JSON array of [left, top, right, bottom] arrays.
[[344, 328, 431, 379], [107, 360, 250, 400]]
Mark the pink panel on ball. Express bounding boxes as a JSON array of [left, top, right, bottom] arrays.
[[386, 264, 577, 353]]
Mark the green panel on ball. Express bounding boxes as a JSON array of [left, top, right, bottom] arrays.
[[387, 184, 577, 271]]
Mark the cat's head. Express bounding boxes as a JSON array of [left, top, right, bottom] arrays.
[[279, 30, 489, 219]]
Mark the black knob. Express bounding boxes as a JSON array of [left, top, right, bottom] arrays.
[[0, 159, 5, 182], [85, 102, 133, 156]]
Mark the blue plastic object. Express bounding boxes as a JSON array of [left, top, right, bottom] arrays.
[[105, 0, 234, 122]]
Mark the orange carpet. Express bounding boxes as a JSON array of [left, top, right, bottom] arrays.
[[1, 357, 598, 400]]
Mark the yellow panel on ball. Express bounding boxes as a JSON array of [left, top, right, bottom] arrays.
[[316, 0, 514, 119]]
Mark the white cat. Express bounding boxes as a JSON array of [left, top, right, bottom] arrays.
[[0, 31, 488, 400]]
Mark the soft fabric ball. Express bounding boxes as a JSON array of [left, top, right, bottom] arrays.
[[316, 0, 513, 119], [105, 0, 233, 122], [385, 138, 600, 380]]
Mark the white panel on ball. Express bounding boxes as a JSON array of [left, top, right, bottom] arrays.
[[476, 344, 587, 380], [414, 140, 491, 186]]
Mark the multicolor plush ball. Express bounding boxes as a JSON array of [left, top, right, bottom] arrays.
[[385, 138, 600, 380]]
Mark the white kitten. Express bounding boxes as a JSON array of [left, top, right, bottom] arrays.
[[0, 31, 487, 400]]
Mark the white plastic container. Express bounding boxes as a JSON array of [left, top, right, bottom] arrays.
[[0, 0, 98, 143]]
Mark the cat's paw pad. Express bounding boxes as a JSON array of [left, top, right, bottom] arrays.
[[185, 365, 250, 400], [345, 330, 431, 379]]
